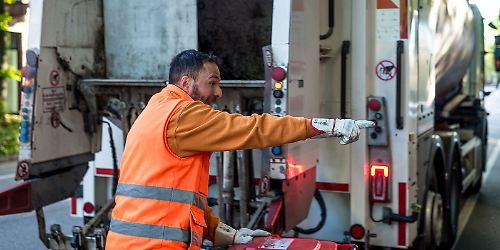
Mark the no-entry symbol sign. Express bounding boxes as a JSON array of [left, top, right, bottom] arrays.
[[376, 60, 397, 81]]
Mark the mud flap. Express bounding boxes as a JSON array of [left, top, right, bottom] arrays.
[[0, 164, 88, 215]]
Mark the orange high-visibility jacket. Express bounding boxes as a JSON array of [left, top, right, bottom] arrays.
[[107, 85, 315, 249]]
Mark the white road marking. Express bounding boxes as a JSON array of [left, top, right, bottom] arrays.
[[484, 141, 500, 182]]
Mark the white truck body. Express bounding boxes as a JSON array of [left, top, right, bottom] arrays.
[[0, 0, 487, 249]]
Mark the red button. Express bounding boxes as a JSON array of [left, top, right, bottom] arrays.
[[272, 67, 286, 81], [368, 99, 381, 111]]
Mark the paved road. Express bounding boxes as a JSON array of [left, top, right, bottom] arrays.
[[454, 85, 500, 250], [0, 161, 82, 250]]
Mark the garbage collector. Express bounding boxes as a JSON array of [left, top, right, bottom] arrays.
[[106, 49, 375, 249]]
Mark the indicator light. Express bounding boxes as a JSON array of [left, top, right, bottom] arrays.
[[273, 90, 284, 98], [371, 165, 389, 177], [375, 113, 382, 119], [24, 79, 32, 87], [26, 49, 39, 67], [370, 164, 390, 202], [275, 107, 281, 113], [274, 82, 283, 90], [271, 146, 282, 155], [20, 132, 28, 143]]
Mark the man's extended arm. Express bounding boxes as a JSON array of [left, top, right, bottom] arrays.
[[167, 101, 317, 157]]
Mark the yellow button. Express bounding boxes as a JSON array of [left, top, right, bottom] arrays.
[[274, 82, 283, 90]]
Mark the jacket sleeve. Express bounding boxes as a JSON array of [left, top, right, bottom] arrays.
[[166, 101, 317, 157], [203, 207, 221, 242]]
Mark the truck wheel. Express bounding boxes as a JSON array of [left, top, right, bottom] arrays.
[[418, 162, 449, 249], [445, 155, 461, 247]]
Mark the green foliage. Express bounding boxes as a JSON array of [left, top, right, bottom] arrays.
[[0, 11, 11, 31], [0, 102, 20, 156], [0, 65, 20, 81], [0, 0, 22, 157]]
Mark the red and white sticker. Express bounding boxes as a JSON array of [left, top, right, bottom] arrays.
[[375, 60, 397, 81]]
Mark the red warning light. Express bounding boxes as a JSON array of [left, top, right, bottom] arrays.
[[370, 164, 390, 202], [368, 99, 381, 111], [371, 165, 389, 177], [83, 202, 94, 213], [272, 67, 286, 81], [350, 224, 366, 239]]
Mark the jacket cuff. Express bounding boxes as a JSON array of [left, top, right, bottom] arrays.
[[203, 207, 221, 241], [213, 222, 237, 246]]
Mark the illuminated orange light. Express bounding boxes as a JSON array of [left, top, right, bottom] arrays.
[[24, 79, 31, 86], [274, 82, 283, 90], [370, 165, 389, 177]]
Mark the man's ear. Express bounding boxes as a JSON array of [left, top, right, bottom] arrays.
[[179, 76, 191, 92]]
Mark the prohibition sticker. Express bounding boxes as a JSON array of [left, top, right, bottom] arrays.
[[375, 60, 397, 81]]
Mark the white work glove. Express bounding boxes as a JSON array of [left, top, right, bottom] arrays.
[[311, 118, 375, 144], [233, 228, 270, 244], [214, 222, 270, 246]]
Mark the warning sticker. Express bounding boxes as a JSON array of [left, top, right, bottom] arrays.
[[43, 87, 66, 113], [260, 238, 294, 249], [375, 60, 397, 81]]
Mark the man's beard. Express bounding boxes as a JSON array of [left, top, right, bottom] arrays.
[[191, 83, 215, 105]]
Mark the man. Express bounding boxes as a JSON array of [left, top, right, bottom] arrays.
[[106, 50, 374, 249]]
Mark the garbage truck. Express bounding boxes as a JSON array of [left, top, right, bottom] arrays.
[[0, 0, 488, 249]]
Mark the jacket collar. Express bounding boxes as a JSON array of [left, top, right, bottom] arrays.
[[164, 84, 194, 101]]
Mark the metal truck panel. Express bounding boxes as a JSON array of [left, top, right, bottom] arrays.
[[416, 1, 436, 135], [41, 0, 105, 77], [317, 0, 353, 187], [27, 0, 43, 50], [103, 0, 197, 79], [31, 48, 96, 164], [434, 0, 475, 108], [466, 4, 485, 97], [286, 0, 321, 172], [271, 0, 291, 46], [368, 0, 420, 247], [349, 0, 370, 236]]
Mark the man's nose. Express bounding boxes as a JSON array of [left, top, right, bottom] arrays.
[[214, 86, 223, 98]]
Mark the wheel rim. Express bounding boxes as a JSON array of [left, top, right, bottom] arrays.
[[432, 191, 444, 245], [424, 191, 444, 247]]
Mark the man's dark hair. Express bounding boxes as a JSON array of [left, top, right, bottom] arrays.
[[168, 49, 219, 85]]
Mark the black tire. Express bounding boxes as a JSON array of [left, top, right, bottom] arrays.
[[416, 159, 450, 250], [444, 154, 461, 247]]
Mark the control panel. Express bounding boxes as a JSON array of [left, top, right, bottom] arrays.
[[367, 96, 389, 146]]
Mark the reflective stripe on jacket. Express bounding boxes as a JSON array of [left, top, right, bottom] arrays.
[[106, 85, 210, 250]]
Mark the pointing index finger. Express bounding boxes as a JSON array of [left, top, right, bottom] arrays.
[[356, 120, 376, 129]]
